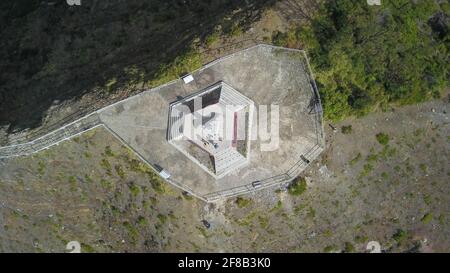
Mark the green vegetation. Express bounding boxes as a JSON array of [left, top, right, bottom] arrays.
[[236, 211, 257, 227], [104, 146, 115, 157], [419, 163, 428, 174], [355, 235, 369, 244], [307, 207, 316, 219], [258, 216, 269, 229], [122, 221, 139, 241], [37, 161, 46, 176], [100, 179, 112, 190], [344, 242, 355, 253], [393, 229, 408, 243], [235, 197, 252, 208], [157, 214, 168, 225], [421, 212, 433, 224], [80, 243, 95, 253], [294, 203, 306, 214], [270, 200, 283, 213], [84, 174, 93, 183], [105, 77, 117, 92], [137, 216, 148, 226], [229, 23, 243, 37], [196, 226, 210, 238], [272, 29, 302, 48], [366, 153, 378, 163], [360, 163, 374, 177], [148, 48, 202, 87], [288, 177, 307, 196], [323, 245, 338, 253], [376, 133, 390, 145], [115, 165, 126, 180], [68, 176, 77, 192], [423, 195, 432, 205], [297, 0, 449, 121], [149, 175, 165, 194], [100, 158, 112, 175], [124, 65, 145, 87], [129, 183, 140, 197], [205, 27, 221, 46]]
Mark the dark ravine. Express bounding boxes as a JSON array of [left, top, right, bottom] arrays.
[[0, 0, 274, 140]]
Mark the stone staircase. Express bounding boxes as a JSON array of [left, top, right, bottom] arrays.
[[214, 148, 247, 176]]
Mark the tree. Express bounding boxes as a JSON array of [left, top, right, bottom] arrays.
[[299, 0, 449, 121]]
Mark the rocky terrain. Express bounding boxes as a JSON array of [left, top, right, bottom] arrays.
[[0, 98, 448, 252], [0, 0, 448, 253]]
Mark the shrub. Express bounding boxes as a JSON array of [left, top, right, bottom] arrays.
[[157, 214, 167, 224], [68, 176, 77, 191], [115, 165, 126, 180], [149, 176, 165, 194], [235, 197, 252, 208], [205, 30, 220, 46], [100, 179, 112, 189], [81, 243, 95, 253], [376, 133, 389, 145], [307, 207, 316, 218], [229, 23, 243, 37], [100, 158, 112, 173], [355, 235, 368, 244], [37, 161, 46, 175], [129, 184, 140, 197], [393, 229, 408, 243], [104, 146, 115, 157], [421, 213, 433, 224], [423, 195, 432, 205], [287, 177, 307, 196], [122, 221, 139, 240], [272, 28, 301, 48], [323, 245, 337, 253], [149, 48, 201, 87], [105, 77, 117, 92], [137, 216, 148, 226], [344, 242, 355, 253], [360, 163, 374, 177], [299, 1, 448, 121], [258, 216, 269, 229]]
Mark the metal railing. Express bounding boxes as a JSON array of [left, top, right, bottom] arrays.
[[0, 113, 101, 158]]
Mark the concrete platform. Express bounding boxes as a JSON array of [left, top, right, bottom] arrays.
[[97, 44, 324, 201]]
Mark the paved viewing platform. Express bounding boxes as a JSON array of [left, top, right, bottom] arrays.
[[0, 45, 324, 202]]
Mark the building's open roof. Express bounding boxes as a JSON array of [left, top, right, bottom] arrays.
[[168, 81, 254, 178]]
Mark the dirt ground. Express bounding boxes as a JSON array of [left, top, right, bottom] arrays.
[[0, 98, 448, 253]]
